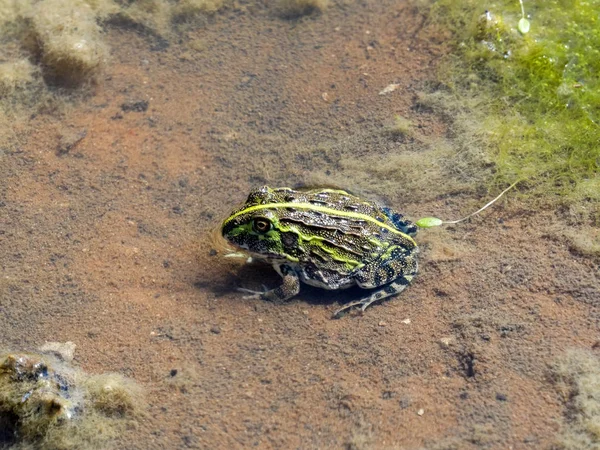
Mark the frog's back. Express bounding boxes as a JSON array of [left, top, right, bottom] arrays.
[[249, 186, 414, 258], [266, 187, 417, 236]]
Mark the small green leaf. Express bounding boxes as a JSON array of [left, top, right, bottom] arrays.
[[518, 18, 530, 34], [416, 217, 443, 228]]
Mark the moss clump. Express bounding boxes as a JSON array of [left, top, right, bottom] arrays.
[[0, 0, 30, 30], [0, 353, 81, 446], [429, 0, 600, 206], [277, 0, 328, 18], [85, 373, 144, 418], [386, 115, 414, 139], [562, 225, 600, 258], [0, 350, 143, 449], [32, 0, 109, 85], [0, 0, 111, 88], [551, 349, 600, 449], [0, 59, 40, 97]]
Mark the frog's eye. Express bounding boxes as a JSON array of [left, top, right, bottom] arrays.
[[252, 217, 272, 233]]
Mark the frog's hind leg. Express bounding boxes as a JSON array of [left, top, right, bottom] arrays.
[[332, 246, 418, 318], [332, 275, 413, 318]]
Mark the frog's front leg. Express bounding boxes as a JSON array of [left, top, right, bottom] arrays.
[[239, 264, 300, 303]]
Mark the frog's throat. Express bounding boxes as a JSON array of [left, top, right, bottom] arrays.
[[223, 202, 417, 247]]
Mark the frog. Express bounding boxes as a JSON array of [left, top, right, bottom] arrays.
[[221, 186, 419, 317]]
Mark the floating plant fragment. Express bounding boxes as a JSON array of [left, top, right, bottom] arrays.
[[517, 0, 530, 34], [416, 182, 520, 228]]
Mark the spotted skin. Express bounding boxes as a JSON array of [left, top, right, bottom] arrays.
[[221, 186, 419, 317], [265, 264, 301, 303]]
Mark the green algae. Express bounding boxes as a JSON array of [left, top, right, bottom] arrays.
[[429, 0, 600, 205]]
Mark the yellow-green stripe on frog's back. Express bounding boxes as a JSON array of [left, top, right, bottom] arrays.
[[276, 223, 365, 270], [223, 202, 417, 247]]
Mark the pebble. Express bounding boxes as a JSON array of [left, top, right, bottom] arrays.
[[399, 396, 411, 409], [379, 83, 400, 95], [440, 337, 453, 347]]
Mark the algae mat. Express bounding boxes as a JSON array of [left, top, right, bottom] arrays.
[[1, 1, 599, 449]]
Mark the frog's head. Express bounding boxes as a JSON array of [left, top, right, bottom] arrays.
[[221, 187, 289, 261]]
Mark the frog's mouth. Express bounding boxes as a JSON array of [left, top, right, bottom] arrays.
[[221, 241, 288, 262], [222, 251, 287, 266], [239, 246, 299, 265]]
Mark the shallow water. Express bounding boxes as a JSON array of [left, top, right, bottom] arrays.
[[1, 1, 599, 449]]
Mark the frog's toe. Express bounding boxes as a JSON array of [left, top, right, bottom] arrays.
[[237, 286, 266, 299], [332, 280, 410, 318], [331, 297, 381, 318], [331, 301, 366, 319]]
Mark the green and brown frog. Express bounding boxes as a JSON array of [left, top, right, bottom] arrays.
[[221, 186, 418, 317]]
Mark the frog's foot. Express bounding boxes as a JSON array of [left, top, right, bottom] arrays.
[[332, 278, 410, 319], [238, 266, 301, 303], [332, 299, 372, 318]]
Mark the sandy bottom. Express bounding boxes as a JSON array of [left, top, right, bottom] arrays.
[[1, 2, 599, 449]]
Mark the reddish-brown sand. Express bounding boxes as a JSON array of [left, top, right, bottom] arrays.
[[1, 2, 599, 449]]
